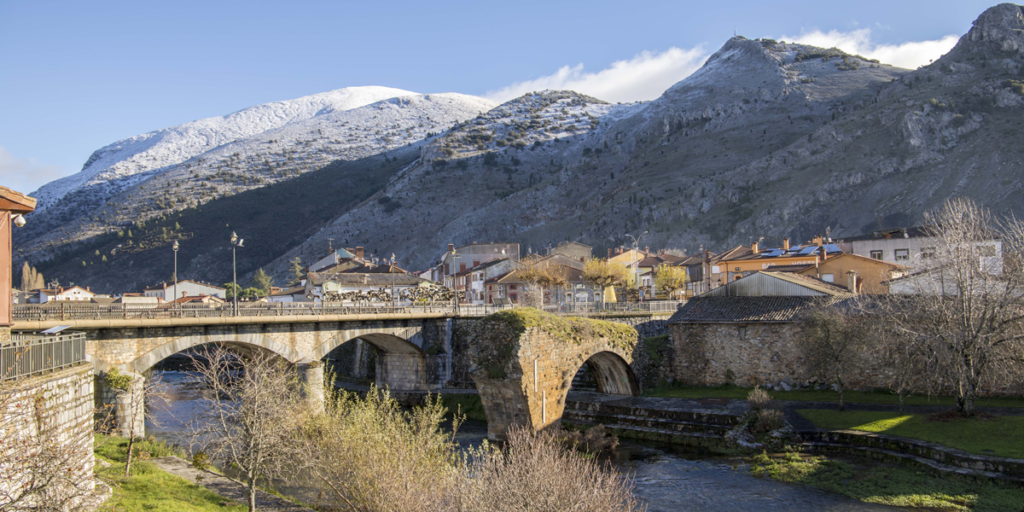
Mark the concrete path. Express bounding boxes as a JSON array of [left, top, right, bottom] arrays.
[[150, 456, 312, 512]]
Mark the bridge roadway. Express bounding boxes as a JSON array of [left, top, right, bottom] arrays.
[[12, 302, 678, 439]]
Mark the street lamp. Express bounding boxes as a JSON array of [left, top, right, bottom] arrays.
[[625, 231, 648, 302], [230, 232, 244, 316], [172, 240, 179, 312]]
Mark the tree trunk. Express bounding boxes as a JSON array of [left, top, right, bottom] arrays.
[[249, 478, 258, 512], [837, 382, 845, 412], [958, 392, 977, 417], [124, 433, 135, 477], [898, 390, 904, 413]]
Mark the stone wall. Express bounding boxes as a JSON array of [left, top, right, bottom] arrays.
[[1, 363, 96, 507]]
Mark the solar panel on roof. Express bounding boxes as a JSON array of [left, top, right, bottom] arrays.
[[764, 249, 785, 257], [822, 244, 842, 253], [798, 246, 818, 255]]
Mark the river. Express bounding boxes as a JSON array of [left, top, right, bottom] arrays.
[[146, 371, 901, 511]]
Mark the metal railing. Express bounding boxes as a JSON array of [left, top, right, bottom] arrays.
[[11, 300, 681, 323], [2, 332, 87, 382], [542, 301, 685, 315]]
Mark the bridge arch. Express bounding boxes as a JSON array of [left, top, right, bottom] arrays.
[[467, 309, 641, 440], [129, 332, 303, 374], [310, 325, 426, 360], [312, 325, 444, 391]]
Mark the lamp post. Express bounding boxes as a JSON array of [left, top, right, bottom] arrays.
[[625, 231, 648, 302], [230, 232, 244, 316], [172, 240, 179, 313], [390, 253, 397, 309]]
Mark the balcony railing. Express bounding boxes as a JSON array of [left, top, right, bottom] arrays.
[[2, 332, 87, 382]]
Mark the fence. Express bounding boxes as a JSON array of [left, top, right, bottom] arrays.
[[1, 332, 87, 382], [11, 300, 681, 322]]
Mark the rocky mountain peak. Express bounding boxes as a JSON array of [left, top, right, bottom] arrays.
[[949, 3, 1024, 58]]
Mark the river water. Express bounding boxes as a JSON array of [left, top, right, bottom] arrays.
[[147, 371, 901, 511]]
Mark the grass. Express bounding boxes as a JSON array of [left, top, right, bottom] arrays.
[[94, 435, 246, 512], [749, 450, 1024, 512], [644, 383, 1024, 409], [796, 409, 1024, 459]]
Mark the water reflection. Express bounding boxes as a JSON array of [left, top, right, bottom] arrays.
[[147, 371, 901, 512]]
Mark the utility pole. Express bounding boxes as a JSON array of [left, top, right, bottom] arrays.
[[230, 232, 244, 316], [172, 240, 179, 313]]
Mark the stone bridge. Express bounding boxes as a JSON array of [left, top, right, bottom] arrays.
[[12, 306, 674, 440]]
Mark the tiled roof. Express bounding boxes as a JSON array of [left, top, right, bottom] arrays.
[[668, 295, 853, 324], [761, 264, 815, 273], [636, 256, 665, 267], [271, 286, 305, 296], [454, 258, 512, 276]]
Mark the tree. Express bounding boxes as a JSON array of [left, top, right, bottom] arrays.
[[187, 345, 307, 512], [582, 259, 629, 303], [653, 264, 688, 299], [223, 282, 241, 299], [287, 257, 305, 287], [251, 268, 273, 296], [878, 198, 1024, 417], [102, 368, 166, 477], [797, 301, 867, 411]]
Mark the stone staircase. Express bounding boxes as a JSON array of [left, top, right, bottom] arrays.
[[561, 399, 742, 448]]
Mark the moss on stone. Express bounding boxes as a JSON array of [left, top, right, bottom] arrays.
[[471, 308, 638, 379]]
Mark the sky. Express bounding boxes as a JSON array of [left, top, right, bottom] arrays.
[[0, 0, 1000, 193]]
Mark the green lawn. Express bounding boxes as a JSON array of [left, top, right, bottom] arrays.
[[750, 451, 1024, 512], [644, 384, 1024, 408], [94, 435, 247, 512], [796, 409, 1024, 459]]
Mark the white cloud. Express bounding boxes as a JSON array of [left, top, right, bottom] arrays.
[[0, 147, 68, 195], [781, 28, 960, 69], [486, 46, 709, 104]]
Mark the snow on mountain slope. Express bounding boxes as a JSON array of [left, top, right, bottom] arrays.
[[31, 86, 419, 210]]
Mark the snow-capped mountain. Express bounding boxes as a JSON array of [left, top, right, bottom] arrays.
[[18, 87, 497, 258], [32, 86, 421, 210]]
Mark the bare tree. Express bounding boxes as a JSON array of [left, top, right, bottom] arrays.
[[187, 345, 307, 512], [881, 198, 1024, 416], [0, 365, 98, 511], [797, 301, 867, 411], [101, 368, 167, 477]]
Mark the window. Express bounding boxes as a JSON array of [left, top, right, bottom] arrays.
[[735, 267, 741, 272], [711, 265, 721, 274], [921, 247, 935, 259], [821, 274, 834, 282], [870, 250, 883, 260], [566, 293, 573, 303], [510, 284, 517, 290], [895, 249, 910, 261], [510, 293, 518, 303], [977, 245, 996, 257], [738, 326, 747, 339], [459, 263, 467, 272]]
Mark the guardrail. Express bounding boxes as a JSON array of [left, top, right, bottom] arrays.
[[11, 300, 682, 322], [2, 332, 87, 381]]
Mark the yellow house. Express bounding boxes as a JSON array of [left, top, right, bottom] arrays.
[[798, 253, 909, 294]]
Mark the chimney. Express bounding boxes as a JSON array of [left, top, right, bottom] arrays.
[[86, 286, 90, 292], [355, 246, 365, 259], [751, 241, 759, 254], [783, 238, 790, 251], [846, 270, 859, 295], [607, 248, 613, 259], [822, 247, 828, 260], [644, 246, 649, 254], [659, 249, 665, 256], [447, 243, 455, 253], [813, 235, 823, 246]]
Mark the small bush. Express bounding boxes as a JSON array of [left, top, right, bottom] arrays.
[[753, 409, 786, 434], [747, 386, 773, 410]]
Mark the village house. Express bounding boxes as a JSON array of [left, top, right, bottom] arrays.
[[37, 285, 95, 303], [548, 241, 592, 263], [308, 246, 367, 273], [169, 294, 226, 307], [268, 286, 308, 303], [433, 242, 520, 283], [305, 271, 430, 303], [797, 253, 909, 294], [485, 265, 603, 306], [717, 237, 838, 286], [450, 258, 521, 305], [668, 270, 856, 388], [835, 226, 1003, 273], [143, 279, 226, 301]]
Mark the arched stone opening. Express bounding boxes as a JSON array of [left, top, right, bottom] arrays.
[[313, 328, 446, 392], [571, 351, 640, 397], [128, 333, 301, 374]]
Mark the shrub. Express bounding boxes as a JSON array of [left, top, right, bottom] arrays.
[[747, 386, 773, 411], [753, 409, 786, 434]]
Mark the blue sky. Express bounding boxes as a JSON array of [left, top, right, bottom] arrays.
[[0, 0, 999, 193]]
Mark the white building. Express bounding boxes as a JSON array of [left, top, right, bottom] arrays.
[[836, 226, 1002, 272], [305, 272, 429, 303], [143, 280, 226, 301], [268, 286, 308, 303], [433, 242, 519, 283], [38, 286, 95, 303]]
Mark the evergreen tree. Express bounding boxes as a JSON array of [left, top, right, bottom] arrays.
[[251, 268, 274, 296], [287, 257, 304, 287]]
